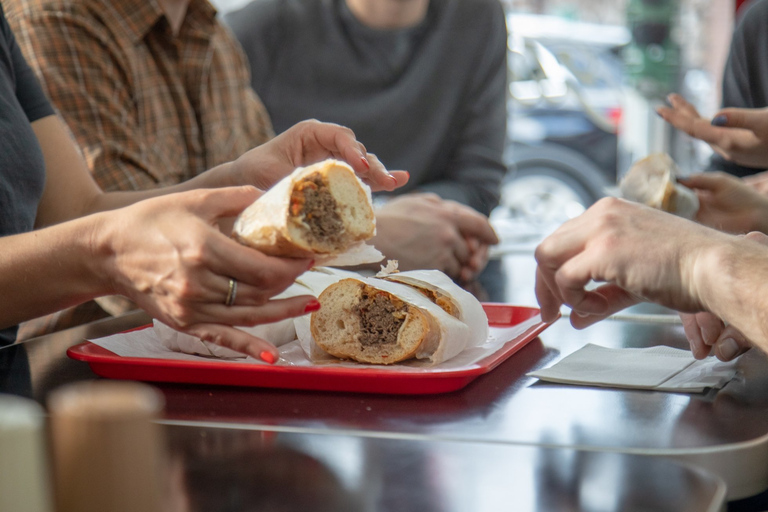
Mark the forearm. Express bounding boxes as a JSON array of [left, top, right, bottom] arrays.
[[85, 161, 236, 214], [694, 236, 768, 350], [0, 214, 108, 329]]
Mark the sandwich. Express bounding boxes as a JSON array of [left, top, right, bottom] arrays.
[[376, 266, 488, 349], [309, 276, 470, 365], [618, 153, 699, 219], [232, 159, 382, 265]]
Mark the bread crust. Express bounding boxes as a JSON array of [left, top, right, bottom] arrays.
[[310, 279, 430, 364], [233, 160, 375, 258]]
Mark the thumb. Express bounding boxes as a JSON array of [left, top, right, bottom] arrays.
[[187, 186, 263, 220], [678, 172, 733, 192], [714, 107, 768, 131], [745, 230, 768, 246]]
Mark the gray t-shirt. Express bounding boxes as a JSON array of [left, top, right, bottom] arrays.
[[226, 0, 507, 215], [0, 4, 55, 345], [710, 0, 768, 177]]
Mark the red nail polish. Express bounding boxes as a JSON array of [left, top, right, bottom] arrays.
[[304, 300, 321, 313], [361, 156, 370, 169], [307, 259, 315, 270], [388, 174, 398, 185], [260, 351, 276, 364]]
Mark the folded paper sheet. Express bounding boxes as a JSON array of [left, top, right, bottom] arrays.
[[527, 344, 737, 393]]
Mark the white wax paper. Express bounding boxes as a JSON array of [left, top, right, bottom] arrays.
[[87, 313, 546, 372]]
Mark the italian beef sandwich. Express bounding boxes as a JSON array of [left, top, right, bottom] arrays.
[[618, 153, 699, 219], [233, 159, 381, 264], [310, 276, 473, 365]]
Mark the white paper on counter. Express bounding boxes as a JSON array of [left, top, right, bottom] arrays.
[[527, 343, 737, 393], [87, 313, 546, 372]]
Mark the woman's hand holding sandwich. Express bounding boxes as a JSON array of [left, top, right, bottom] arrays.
[[678, 172, 768, 234], [96, 187, 317, 363], [207, 120, 410, 193]]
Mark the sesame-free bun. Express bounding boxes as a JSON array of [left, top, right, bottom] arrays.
[[619, 153, 699, 219], [232, 159, 379, 263], [310, 277, 470, 365]]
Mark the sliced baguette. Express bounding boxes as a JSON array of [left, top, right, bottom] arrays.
[[233, 159, 376, 258], [310, 278, 438, 364]]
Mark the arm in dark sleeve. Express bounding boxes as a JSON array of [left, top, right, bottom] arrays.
[[709, 0, 768, 177], [416, 0, 507, 216], [1, 5, 53, 122]]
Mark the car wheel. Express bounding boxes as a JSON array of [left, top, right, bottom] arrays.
[[501, 164, 608, 226]]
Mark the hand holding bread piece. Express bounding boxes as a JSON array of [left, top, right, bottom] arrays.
[[233, 159, 382, 265], [618, 153, 699, 219]]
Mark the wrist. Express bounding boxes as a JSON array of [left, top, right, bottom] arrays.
[[86, 211, 121, 297], [689, 236, 729, 311], [198, 161, 239, 190], [752, 199, 768, 234]]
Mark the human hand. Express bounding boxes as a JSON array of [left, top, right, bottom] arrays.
[[679, 172, 768, 234], [225, 120, 409, 192], [372, 193, 498, 283], [656, 94, 768, 169], [680, 312, 752, 361], [98, 186, 318, 362], [743, 170, 768, 195], [678, 231, 768, 360], [534, 197, 733, 327]]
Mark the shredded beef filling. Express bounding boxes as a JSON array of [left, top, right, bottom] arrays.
[[354, 290, 407, 347], [291, 174, 344, 244]]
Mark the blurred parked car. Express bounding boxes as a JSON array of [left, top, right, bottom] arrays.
[[499, 14, 630, 227]]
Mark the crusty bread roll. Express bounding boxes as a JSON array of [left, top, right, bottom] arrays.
[[618, 153, 699, 219], [377, 268, 489, 349], [232, 159, 379, 262], [310, 277, 470, 365]]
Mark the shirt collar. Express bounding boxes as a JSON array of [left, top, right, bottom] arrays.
[[111, 0, 218, 44]]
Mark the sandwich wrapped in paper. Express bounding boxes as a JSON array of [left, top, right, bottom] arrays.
[[232, 159, 382, 266], [155, 282, 311, 359], [618, 153, 699, 219], [376, 264, 488, 349], [309, 276, 471, 365]]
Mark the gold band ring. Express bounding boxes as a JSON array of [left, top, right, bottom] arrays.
[[225, 278, 237, 307]]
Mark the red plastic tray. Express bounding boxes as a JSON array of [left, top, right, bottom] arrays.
[[67, 304, 554, 395]]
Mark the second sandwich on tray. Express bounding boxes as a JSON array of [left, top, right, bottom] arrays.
[[309, 273, 483, 365]]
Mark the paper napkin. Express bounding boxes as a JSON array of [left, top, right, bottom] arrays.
[[527, 343, 737, 393]]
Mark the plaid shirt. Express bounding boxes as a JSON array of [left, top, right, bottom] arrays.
[[5, 0, 274, 191]]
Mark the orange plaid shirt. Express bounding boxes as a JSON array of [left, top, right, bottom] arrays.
[[5, 0, 274, 191]]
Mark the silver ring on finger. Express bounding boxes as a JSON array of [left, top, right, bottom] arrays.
[[225, 278, 238, 307]]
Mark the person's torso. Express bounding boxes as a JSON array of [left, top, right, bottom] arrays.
[[0, 6, 54, 345], [246, 0, 488, 190], [126, 1, 266, 184]]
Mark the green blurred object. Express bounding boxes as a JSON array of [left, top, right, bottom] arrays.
[[624, 0, 681, 100]]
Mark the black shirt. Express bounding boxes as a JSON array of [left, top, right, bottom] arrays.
[[710, 0, 768, 177], [0, 4, 55, 345]]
